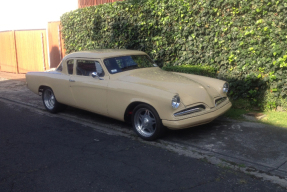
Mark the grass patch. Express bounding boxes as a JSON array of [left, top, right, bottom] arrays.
[[261, 111, 287, 128], [224, 108, 287, 128]]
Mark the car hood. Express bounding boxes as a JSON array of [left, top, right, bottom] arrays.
[[116, 68, 221, 107]]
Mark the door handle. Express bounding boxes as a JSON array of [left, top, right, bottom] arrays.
[[69, 79, 75, 82]]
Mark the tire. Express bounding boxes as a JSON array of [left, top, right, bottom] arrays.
[[132, 104, 165, 141], [42, 87, 65, 113]]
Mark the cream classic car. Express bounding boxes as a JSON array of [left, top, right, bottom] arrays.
[[26, 49, 232, 140]]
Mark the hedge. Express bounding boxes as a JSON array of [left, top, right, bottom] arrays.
[[162, 65, 217, 77], [61, 0, 287, 110]]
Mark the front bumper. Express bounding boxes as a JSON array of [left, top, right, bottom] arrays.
[[162, 101, 232, 130]]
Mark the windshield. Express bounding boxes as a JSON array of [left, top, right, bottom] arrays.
[[103, 55, 157, 74]]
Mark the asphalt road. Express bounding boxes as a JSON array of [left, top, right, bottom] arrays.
[[0, 100, 286, 191], [1, 79, 287, 180]]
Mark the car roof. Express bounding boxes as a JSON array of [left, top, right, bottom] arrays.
[[63, 49, 147, 60]]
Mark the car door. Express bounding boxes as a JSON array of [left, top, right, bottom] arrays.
[[50, 59, 77, 106], [68, 59, 109, 116]]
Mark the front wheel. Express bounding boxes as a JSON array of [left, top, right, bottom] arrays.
[[132, 104, 165, 141], [42, 87, 65, 113]]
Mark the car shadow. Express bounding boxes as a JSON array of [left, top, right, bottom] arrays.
[[164, 119, 228, 141], [63, 105, 227, 142], [63, 106, 129, 129]]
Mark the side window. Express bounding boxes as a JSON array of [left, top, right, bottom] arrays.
[[76, 60, 105, 77], [67, 60, 74, 75], [56, 62, 63, 72], [95, 61, 104, 77]]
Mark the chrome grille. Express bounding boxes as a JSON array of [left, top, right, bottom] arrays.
[[174, 105, 205, 117], [215, 97, 227, 106]]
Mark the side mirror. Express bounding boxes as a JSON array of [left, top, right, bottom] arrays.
[[91, 72, 104, 80]]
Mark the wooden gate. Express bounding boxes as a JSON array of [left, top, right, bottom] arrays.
[[0, 29, 49, 73], [15, 30, 49, 73], [0, 31, 18, 73]]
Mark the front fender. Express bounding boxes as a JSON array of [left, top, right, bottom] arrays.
[[175, 73, 228, 97], [106, 80, 184, 121]]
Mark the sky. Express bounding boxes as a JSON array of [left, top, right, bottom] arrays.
[[0, 0, 78, 31]]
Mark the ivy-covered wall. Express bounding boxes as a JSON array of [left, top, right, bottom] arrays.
[[61, 0, 287, 110]]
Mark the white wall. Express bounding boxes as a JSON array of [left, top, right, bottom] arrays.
[[0, 0, 78, 31]]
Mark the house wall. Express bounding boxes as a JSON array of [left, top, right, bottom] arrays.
[[78, 0, 123, 8]]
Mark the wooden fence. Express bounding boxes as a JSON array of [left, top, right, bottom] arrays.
[[0, 31, 17, 73], [0, 0, 121, 74], [78, 0, 123, 8], [48, 21, 66, 68], [0, 29, 49, 73]]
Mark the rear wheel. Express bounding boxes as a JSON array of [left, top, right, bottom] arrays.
[[42, 87, 65, 113], [132, 104, 165, 141]]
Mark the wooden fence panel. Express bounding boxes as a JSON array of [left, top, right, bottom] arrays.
[[0, 31, 18, 73], [48, 22, 61, 68], [48, 21, 66, 68], [60, 26, 66, 59], [15, 30, 49, 73]]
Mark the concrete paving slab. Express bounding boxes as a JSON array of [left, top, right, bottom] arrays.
[[164, 119, 287, 177], [0, 79, 43, 108]]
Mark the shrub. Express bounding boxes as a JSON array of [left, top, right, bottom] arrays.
[[61, 0, 287, 110], [162, 65, 217, 77]]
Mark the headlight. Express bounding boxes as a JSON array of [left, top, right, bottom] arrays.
[[172, 95, 180, 109], [223, 83, 229, 93]]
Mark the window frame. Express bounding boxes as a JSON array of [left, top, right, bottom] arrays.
[[75, 59, 106, 77], [66, 59, 74, 75]]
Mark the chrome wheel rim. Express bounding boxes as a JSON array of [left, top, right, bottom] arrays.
[[134, 108, 156, 137], [43, 89, 55, 110]]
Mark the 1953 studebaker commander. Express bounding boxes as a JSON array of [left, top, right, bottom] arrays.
[[26, 49, 232, 140]]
